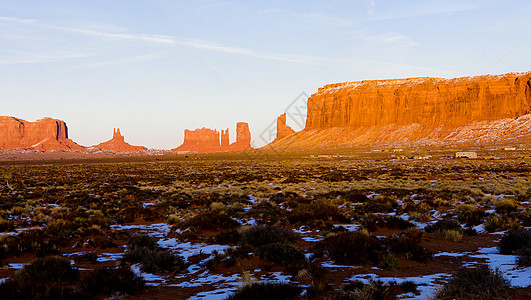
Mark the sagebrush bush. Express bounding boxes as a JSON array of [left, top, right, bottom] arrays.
[[379, 253, 400, 270], [455, 204, 486, 226], [128, 234, 157, 250], [361, 195, 398, 213], [386, 232, 431, 262], [122, 247, 187, 273], [425, 219, 461, 233], [256, 243, 307, 271], [226, 282, 302, 300], [240, 225, 299, 248], [436, 265, 509, 299], [339, 280, 391, 300], [288, 201, 349, 224], [81, 267, 145, 296], [485, 215, 505, 232], [495, 199, 518, 215], [313, 231, 382, 264], [362, 215, 414, 232], [498, 228, 531, 255]]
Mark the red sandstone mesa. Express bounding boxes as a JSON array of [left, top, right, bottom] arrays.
[[172, 122, 252, 153], [275, 113, 296, 141], [0, 116, 84, 151], [92, 128, 147, 151], [267, 71, 531, 150]]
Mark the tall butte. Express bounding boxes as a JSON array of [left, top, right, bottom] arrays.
[[267, 71, 531, 149], [92, 128, 147, 151], [172, 122, 252, 153], [0, 116, 84, 151]]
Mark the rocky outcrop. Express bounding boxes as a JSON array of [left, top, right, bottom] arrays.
[[275, 113, 295, 140], [92, 128, 147, 151], [172, 123, 252, 153], [0, 116, 84, 151], [267, 71, 531, 150]]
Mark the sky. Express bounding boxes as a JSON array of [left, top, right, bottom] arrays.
[[1, 0, 530, 149]]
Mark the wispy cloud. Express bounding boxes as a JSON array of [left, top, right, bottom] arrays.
[[368, 1, 479, 21], [0, 16, 318, 65]]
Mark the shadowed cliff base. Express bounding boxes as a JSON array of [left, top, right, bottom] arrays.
[[266, 71, 531, 151]]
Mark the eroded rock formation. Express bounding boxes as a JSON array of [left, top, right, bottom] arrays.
[[267, 71, 531, 149], [0, 116, 84, 151], [92, 128, 147, 151], [172, 123, 252, 153], [275, 113, 295, 140]]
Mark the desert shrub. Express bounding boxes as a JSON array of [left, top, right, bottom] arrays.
[[436, 265, 509, 299], [81, 267, 145, 296], [128, 234, 157, 250], [485, 215, 505, 232], [0, 256, 82, 299], [176, 212, 240, 231], [226, 282, 302, 300], [361, 195, 398, 213], [344, 192, 369, 203], [455, 204, 486, 226], [425, 219, 461, 233], [207, 229, 242, 244], [256, 243, 307, 271], [17, 256, 79, 284], [400, 281, 419, 294], [495, 199, 518, 215], [386, 232, 432, 262], [122, 247, 186, 273], [339, 280, 391, 300], [498, 228, 531, 255], [379, 253, 400, 270], [0, 217, 15, 232], [240, 225, 299, 248], [362, 215, 414, 232], [441, 229, 464, 242], [313, 231, 382, 264], [288, 201, 348, 224]]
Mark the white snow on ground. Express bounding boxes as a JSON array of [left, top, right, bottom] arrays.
[[130, 264, 166, 286], [8, 263, 26, 269], [293, 226, 323, 242], [348, 272, 452, 300], [434, 252, 468, 257], [110, 223, 171, 237], [468, 247, 531, 287], [333, 224, 361, 231], [171, 272, 240, 288], [157, 238, 231, 261], [187, 287, 239, 300]]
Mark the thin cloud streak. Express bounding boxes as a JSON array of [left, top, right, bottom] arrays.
[[0, 16, 319, 65]]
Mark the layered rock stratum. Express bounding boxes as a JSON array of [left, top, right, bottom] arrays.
[[267, 71, 531, 150], [172, 122, 252, 153], [92, 128, 147, 151], [0, 116, 84, 151]]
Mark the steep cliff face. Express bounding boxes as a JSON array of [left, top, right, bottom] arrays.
[[172, 123, 252, 153], [92, 128, 147, 151], [0, 116, 84, 151], [268, 72, 531, 149], [275, 113, 295, 140]]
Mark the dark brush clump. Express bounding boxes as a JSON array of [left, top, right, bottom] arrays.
[[436, 265, 510, 299], [385, 231, 432, 262], [312, 231, 382, 264], [288, 201, 349, 225], [80, 267, 145, 296], [225, 282, 302, 300], [240, 225, 299, 248], [122, 234, 187, 273], [256, 243, 307, 271], [425, 219, 461, 234]]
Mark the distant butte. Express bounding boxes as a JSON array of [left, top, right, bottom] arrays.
[[0, 116, 84, 151], [275, 113, 296, 141], [92, 128, 147, 151], [172, 122, 252, 153], [267, 71, 531, 150]]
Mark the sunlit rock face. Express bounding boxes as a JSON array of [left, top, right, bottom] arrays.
[[92, 128, 147, 151], [172, 122, 252, 153], [0, 116, 85, 151], [267, 72, 531, 149], [275, 113, 295, 141]]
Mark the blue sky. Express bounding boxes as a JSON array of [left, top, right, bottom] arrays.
[[1, 0, 530, 149]]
